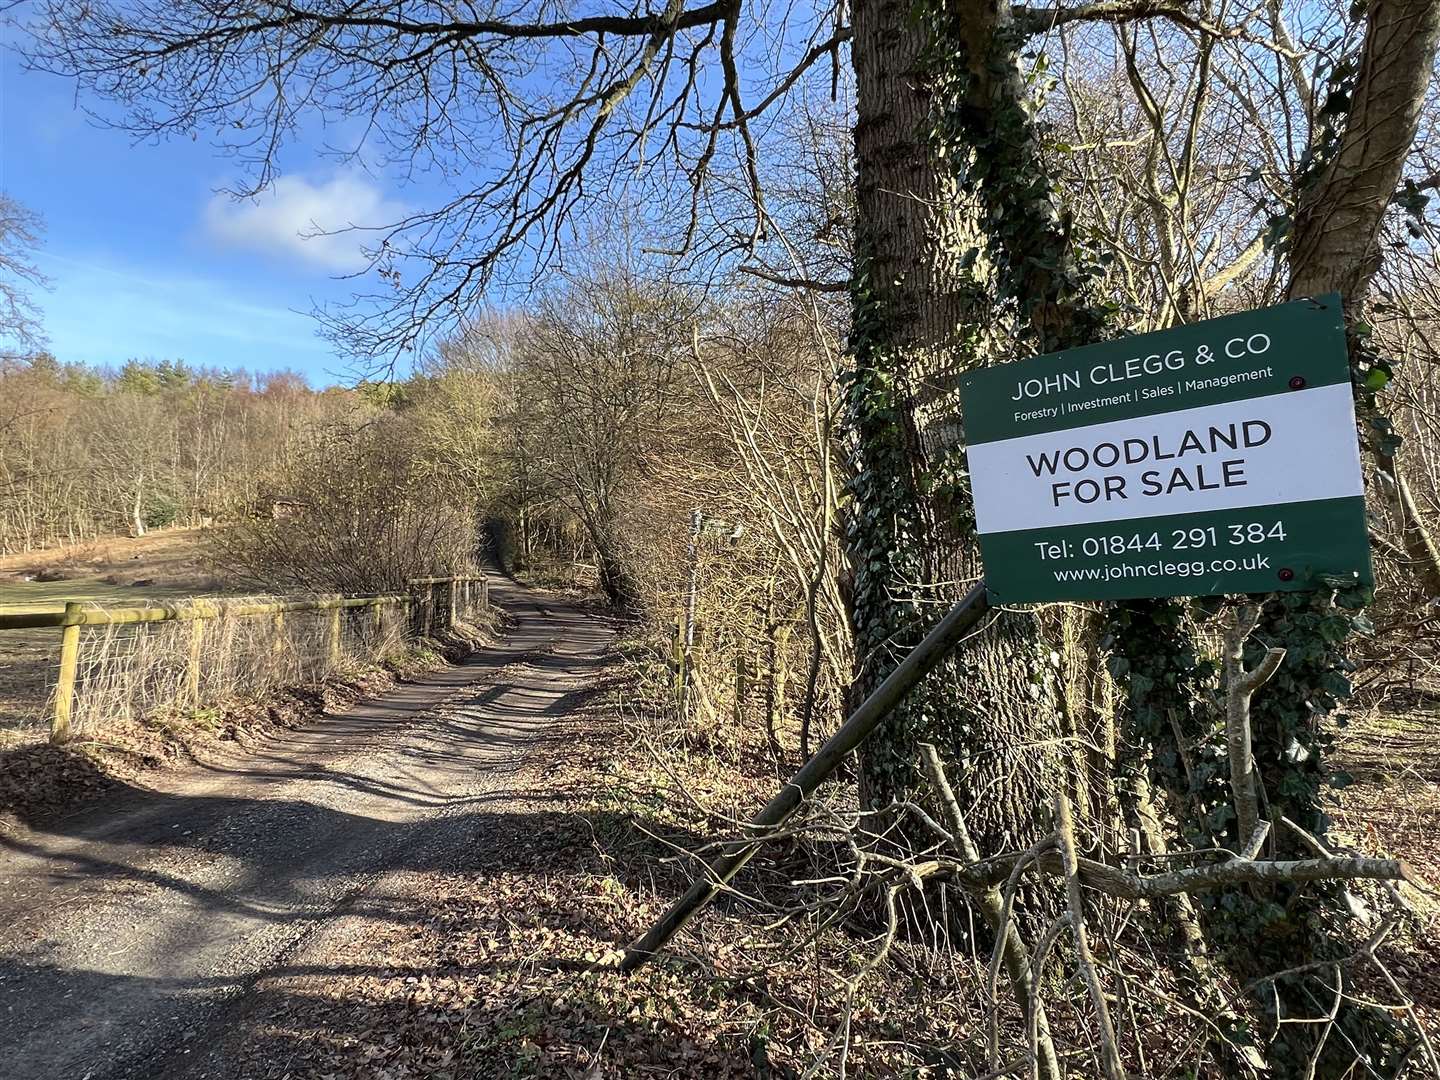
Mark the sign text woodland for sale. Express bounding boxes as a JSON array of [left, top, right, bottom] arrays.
[[958, 295, 1372, 603]]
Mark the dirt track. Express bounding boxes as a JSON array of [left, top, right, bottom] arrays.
[[0, 578, 612, 1080]]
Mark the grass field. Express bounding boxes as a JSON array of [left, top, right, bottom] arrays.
[[0, 579, 206, 613], [0, 530, 230, 735], [0, 528, 224, 608]]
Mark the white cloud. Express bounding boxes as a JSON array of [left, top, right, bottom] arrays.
[[35, 250, 342, 376], [204, 174, 404, 272]]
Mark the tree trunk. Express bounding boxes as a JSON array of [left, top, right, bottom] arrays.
[[1289, 0, 1440, 609], [589, 520, 636, 608], [847, 0, 1064, 856], [852, 0, 958, 350], [849, 0, 971, 812], [1273, 0, 1440, 837], [1287, 0, 1440, 303], [130, 480, 146, 537]]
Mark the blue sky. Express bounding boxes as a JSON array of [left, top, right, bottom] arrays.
[[1, 40, 412, 386], [0, 9, 834, 387]]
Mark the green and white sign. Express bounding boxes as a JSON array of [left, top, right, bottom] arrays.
[[958, 295, 1372, 603]]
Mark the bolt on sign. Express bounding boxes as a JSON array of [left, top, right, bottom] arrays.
[[958, 295, 1372, 603]]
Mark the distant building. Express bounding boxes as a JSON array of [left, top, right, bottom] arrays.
[[266, 496, 308, 521]]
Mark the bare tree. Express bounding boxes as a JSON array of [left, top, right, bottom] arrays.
[[213, 410, 477, 592], [23, 0, 853, 359], [0, 195, 49, 355], [516, 254, 698, 605]]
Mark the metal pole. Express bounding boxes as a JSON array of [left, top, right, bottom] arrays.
[[679, 508, 703, 715], [620, 581, 993, 971]]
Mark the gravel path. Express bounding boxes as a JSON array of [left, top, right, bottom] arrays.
[[0, 578, 612, 1080]]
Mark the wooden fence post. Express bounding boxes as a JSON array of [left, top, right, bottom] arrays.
[[672, 618, 687, 710], [447, 579, 457, 629], [770, 620, 793, 736], [329, 604, 343, 668], [187, 615, 205, 707], [51, 601, 84, 745], [733, 654, 751, 726], [272, 610, 285, 664]]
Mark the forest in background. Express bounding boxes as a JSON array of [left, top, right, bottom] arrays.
[[0, 357, 344, 549]]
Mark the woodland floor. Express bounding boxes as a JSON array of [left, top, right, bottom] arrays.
[[1331, 703, 1440, 1028], [145, 684, 1440, 1080], [0, 564, 1434, 1077]]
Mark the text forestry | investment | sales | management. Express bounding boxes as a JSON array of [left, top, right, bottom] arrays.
[[1012, 366, 1276, 424]]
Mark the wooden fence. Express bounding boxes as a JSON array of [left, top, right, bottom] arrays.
[[0, 575, 488, 744]]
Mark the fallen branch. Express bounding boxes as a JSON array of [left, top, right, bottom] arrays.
[[1054, 791, 1125, 1080], [876, 848, 1410, 902], [618, 582, 993, 971]]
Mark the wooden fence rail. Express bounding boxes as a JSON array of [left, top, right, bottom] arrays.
[[0, 575, 489, 744]]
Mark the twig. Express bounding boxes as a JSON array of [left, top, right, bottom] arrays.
[[1055, 791, 1125, 1080], [920, 744, 1061, 1080], [1224, 603, 1285, 845]]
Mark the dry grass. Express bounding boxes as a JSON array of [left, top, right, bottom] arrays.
[[0, 527, 225, 602], [57, 600, 409, 738], [0, 593, 498, 828], [1332, 704, 1440, 1047], [0, 622, 493, 827], [1334, 706, 1440, 887], [1, 585, 491, 746], [0, 529, 231, 730]]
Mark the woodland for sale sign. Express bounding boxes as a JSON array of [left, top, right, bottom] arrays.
[[958, 295, 1372, 603]]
